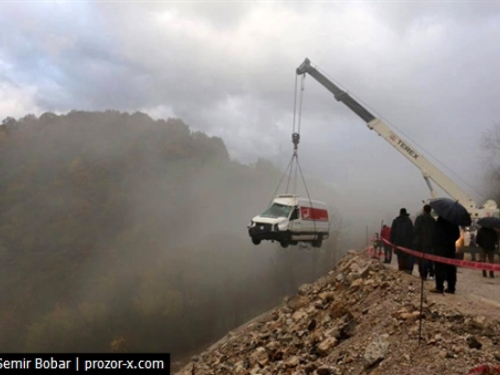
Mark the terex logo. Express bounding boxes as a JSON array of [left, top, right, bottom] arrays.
[[397, 139, 419, 160]]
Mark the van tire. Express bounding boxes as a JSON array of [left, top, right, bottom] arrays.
[[280, 232, 291, 248], [252, 238, 261, 245], [312, 234, 323, 248]]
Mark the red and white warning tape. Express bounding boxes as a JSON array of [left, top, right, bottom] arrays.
[[467, 364, 500, 374], [380, 238, 500, 272]]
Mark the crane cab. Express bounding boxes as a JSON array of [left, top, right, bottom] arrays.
[[248, 194, 330, 248]]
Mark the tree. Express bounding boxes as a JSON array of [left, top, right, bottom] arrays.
[[481, 125, 500, 202]]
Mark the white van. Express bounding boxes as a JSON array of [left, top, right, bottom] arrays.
[[248, 194, 330, 248]]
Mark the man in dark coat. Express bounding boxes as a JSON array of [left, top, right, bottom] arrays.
[[476, 226, 498, 278], [390, 208, 414, 273], [431, 216, 460, 294], [412, 204, 436, 280]]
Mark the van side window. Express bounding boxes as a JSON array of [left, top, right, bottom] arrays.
[[290, 207, 299, 220]]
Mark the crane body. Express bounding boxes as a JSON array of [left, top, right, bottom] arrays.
[[296, 58, 498, 220]]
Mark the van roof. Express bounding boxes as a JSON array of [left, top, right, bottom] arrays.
[[274, 194, 327, 208]]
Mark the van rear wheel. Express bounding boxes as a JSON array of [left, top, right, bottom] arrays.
[[252, 238, 261, 245], [312, 234, 323, 248]]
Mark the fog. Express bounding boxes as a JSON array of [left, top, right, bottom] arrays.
[[1, 1, 499, 238], [1, 1, 500, 363], [0, 112, 349, 363]]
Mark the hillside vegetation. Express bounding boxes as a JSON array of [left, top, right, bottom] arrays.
[[0, 111, 343, 358]]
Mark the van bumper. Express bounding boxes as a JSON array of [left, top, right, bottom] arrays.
[[248, 227, 287, 242]]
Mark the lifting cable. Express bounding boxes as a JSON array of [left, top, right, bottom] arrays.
[[272, 72, 317, 236]]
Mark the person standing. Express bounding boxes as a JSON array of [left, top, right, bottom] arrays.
[[476, 226, 498, 278], [470, 232, 477, 261], [390, 208, 414, 273], [381, 224, 392, 264], [412, 204, 436, 281], [372, 232, 383, 259], [431, 216, 460, 294]]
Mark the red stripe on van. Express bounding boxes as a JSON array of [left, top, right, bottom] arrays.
[[300, 207, 329, 221]]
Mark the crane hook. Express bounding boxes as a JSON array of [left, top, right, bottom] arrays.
[[292, 132, 300, 152]]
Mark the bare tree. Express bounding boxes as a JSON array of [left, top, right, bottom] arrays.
[[481, 125, 500, 202]]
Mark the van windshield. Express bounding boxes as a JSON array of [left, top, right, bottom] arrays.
[[260, 203, 292, 219]]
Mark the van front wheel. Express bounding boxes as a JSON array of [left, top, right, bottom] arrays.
[[312, 234, 323, 248], [252, 238, 261, 245], [280, 232, 291, 248]]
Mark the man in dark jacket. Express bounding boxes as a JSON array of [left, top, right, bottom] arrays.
[[431, 216, 460, 294], [412, 204, 436, 280], [390, 208, 414, 273], [476, 226, 498, 278]]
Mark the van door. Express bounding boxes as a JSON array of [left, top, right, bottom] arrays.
[[300, 206, 313, 239], [288, 206, 301, 239]]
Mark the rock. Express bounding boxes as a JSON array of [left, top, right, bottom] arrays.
[[308, 319, 317, 331], [316, 365, 332, 375], [265, 340, 279, 352], [286, 356, 300, 368], [292, 310, 308, 321], [298, 284, 311, 295], [363, 279, 375, 286], [359, 263, 373, 278], [472, 316, 486, 329], [250, 347, 269, 367], [321, 314, 332, 324], [234, 364, 246, 375], [412, 311, 422, 318], [362, 334, 390, 369], [318, 291, 335, 303], [466, 335, 482, 350], [304, 363, 318, 374], [400, 313, 415, 321], [350, 278, 363, 290], [317, 337, 338, 357], [288, 295, 309, 311]]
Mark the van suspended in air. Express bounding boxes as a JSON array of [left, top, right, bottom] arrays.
[[248, 194, 330, 248]]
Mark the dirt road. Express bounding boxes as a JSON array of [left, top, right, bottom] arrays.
[[386, 256, 500, 317]]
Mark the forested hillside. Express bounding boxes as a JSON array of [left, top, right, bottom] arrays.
[[0, 111, 343, 359]]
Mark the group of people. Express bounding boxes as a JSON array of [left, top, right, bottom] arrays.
[[374, 205, 499, 294]]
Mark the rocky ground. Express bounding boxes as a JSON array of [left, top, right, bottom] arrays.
[[175, 250, 500, 375]]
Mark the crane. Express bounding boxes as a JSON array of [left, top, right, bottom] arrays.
[[296, 58, 499, 220]]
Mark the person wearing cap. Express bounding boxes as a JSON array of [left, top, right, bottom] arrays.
[[390, 208, 414, 273]]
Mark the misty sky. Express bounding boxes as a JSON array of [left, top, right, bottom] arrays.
[[1, 1, 500, 231]]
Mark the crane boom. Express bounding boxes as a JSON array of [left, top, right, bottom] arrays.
[[297, 58, 498, 219]]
